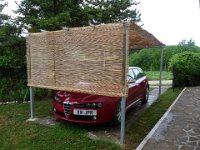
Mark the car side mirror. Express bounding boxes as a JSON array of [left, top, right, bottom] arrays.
[[128, 78, 136, 84]]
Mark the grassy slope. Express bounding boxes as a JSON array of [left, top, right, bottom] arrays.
[[0, 101, 120, 150], [125, 88, 183, 149], [144, 71, 172, 81]]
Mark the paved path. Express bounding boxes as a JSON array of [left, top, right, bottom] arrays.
[[149, 80, 172, 85], [137, 87, 200, 150], [88, 86, 170, 144]]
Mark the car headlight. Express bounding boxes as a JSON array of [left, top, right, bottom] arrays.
[[54, 96, 62, 104]]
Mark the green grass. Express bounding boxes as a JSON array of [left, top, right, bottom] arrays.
[[144, 71, 172, 81], [125, 88, 183, 149], [0, 88, 182, 150], [0, 100, 120, 150]]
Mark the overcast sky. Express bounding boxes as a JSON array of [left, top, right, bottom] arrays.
[[137, 0, 200, 46], [3, 0, 200, 46]]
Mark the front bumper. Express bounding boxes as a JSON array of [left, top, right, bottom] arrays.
[[53, 101, 116, 124], [53, 110, 100, 124]]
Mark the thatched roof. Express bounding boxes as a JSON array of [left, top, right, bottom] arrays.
[[128, 23, 165, 49]]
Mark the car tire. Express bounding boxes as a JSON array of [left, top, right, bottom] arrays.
[[113, 101, 121, 125], [142, 87, 149, 104]]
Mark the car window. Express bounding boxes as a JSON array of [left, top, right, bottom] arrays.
[[133, 68, 140, 79], [138, 68, 145, 78], [138, 68, 146, 77], [138, 68, 143, 73], [128, 75, 135, 84], [128, 69, 135, 79]]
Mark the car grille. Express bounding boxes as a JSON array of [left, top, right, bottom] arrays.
[[63, 102, 72, 118], [74, 104, 86, 108]]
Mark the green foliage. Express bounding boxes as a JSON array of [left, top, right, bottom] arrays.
[[129, 40, 200, 71], [129, 48, 160, 70], [16, 0, 141, 32], [0, 0, 9, 22], [0, 1, 26, 68], [144, 71, 172, 81], [0, 78, 49, 102], [169, 52, 200, 86], [84, 0, 141, 23], [0, 35, 26, 68], [0, 52, 17, 68], [0, 78, 27, 101], [16, 0, 88, 32], [0, 1, 27, 101]]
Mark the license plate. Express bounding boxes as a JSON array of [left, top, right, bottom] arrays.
[[73, 109, 97, 116]]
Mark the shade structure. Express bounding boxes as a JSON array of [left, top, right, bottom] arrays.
[[129, 23, 165, 49], [26, 22, 164, 97]]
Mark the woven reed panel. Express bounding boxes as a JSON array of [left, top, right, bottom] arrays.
[[129, 23, 165, 49], [27, 23, 129, 97], [26, 32, 55, 87]]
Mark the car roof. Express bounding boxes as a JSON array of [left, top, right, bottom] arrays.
[[129, 66, 141, 70]]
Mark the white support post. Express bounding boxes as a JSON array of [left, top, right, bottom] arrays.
[[29, 86, 35, 120], [120, 97, 126, 145], [159, 48, 164, 99]]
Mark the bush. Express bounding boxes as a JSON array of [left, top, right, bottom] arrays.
[[0, 78, 49, 102], [169, 52, 200, 86], [0, 78, 28, 102], [129, 48, 160, 70], [129, 42, 200, 71]]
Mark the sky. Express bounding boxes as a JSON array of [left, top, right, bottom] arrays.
[[137, 0, 200, 46], [3, 0, 200, 46]]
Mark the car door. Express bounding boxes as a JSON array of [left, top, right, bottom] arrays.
[[133, 68, 146, 99], [136, 68, 147, 98], [127, 68, 141, 106]]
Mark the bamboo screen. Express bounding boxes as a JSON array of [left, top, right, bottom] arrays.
[[27, 23, 129, 97], [128, 23, 165, 49]]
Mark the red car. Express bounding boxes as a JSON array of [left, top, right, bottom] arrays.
[[53, 67, 149, 124]]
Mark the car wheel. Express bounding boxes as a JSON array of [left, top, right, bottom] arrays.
[[142, 87, 149, 104], [113, 102, 121, 124]]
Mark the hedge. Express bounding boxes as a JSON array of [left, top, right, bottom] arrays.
[[169, 52, 200, 86]]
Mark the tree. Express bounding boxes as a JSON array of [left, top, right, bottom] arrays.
[[0, 0, 26, 68], [0, 0, 8, 24], [83, 0, 141, 24], [16, 0, 90, 32], [16, 0, 141, 32], [178, 39, 198, 52]]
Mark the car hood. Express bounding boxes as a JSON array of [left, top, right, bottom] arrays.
[[55, 91, 111, 103]]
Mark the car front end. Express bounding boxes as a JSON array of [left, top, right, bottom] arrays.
[[53, 91, 119, 123]]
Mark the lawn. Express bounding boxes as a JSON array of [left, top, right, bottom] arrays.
[[144, 71, 172, 81], [0, 100, 120, 150], [125, 88, 183, 149], [0, 88, 182, 150]]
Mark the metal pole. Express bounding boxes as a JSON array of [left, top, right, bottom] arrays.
[[120, 97, 126, 145], [30, 86, 35, 119], [159, 48, 163, 99]]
